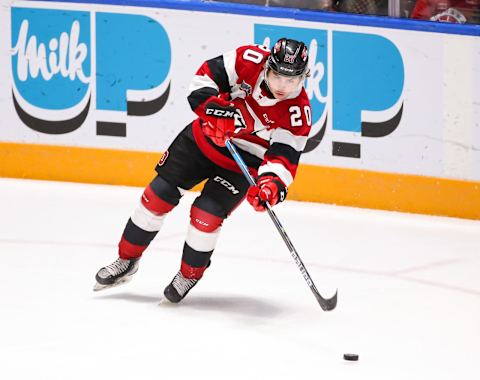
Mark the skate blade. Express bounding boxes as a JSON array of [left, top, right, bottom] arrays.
[[158, 297, 178, 306], [158, 296, 176, 305], [93, 276, 133, 292]]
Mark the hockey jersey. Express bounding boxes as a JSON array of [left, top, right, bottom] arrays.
[[187, 44, 312, 187]]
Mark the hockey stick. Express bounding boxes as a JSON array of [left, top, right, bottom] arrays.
[[225, 138, 338, 311]]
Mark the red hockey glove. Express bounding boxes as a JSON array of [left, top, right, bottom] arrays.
[[247, 173, 287, 212], [202, 97, 238, 147]]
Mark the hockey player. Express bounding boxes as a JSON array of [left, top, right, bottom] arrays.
[[94, 38, 312, 303]]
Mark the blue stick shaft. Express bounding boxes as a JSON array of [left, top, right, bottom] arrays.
[[225, 139, 256, 187], [224, 138, 337, 311]]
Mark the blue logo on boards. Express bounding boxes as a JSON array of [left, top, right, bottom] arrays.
[[11, 7, 171, 136], [255, 24, 405, 158]]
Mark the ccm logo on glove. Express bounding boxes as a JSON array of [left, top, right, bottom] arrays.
[[202, 98, 239, 147], [205, 105, 237, 118], [247, 173, 287, 212]]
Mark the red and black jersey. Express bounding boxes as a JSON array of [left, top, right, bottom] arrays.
[[187, 44, 312, 187]]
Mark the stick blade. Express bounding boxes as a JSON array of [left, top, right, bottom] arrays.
[[316, 289, 338, 311]]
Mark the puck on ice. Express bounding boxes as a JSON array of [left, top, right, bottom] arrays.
[[343, 353, 359, 361]]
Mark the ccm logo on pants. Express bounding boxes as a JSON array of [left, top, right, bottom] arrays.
[[213, 176, 240, 195]]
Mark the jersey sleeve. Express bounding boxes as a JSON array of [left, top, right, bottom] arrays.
[[258, 92, 312, 187], [187, 54, 231, 117], [232, 45, 269, 86]]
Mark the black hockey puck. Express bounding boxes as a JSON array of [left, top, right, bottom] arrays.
[[343, 353, 359, 361]]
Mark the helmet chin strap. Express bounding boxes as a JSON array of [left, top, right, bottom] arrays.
[[263, 65, 272, 93]]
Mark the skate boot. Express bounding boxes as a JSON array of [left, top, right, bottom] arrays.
[[94, 257, 140, 291], [163, 270, 199, 303]]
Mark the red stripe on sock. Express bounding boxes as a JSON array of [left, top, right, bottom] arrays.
[[180, 261, 207, 280], [118, 236, 146, 259]]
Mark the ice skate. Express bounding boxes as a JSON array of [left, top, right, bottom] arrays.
[[94, 257, 140, 291], [163, 270, 200, 303]]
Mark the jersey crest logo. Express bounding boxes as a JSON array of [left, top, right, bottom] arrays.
[[240, 80, 252, 96]]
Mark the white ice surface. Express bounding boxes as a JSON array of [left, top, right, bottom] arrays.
[[0, 178, 479, 380]]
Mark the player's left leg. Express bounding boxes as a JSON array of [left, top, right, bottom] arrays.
[[94, 175, 184, 291], [95, 123, 209, 291], [163, 168, 250, 303]]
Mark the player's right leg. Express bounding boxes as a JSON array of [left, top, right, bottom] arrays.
[[163, 166, 250, 303], [94, 174, 183, 291]]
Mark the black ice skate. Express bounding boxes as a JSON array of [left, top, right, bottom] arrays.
[[163, 271, 199, 303], [94, 257, 140, 291]]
